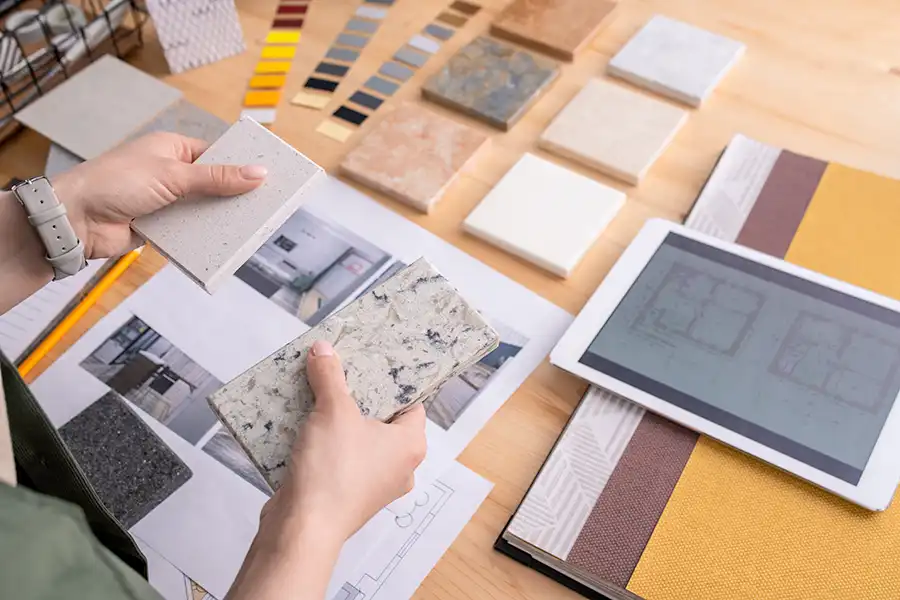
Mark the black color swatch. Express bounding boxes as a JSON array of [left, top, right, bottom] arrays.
[[305, 77, 339, 92], [333, 105, 368, 126], [315, 62, 349, 77]]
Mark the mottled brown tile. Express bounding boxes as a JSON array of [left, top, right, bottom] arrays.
[[340, 103, 489, 212], [490, 0, 616, 61]]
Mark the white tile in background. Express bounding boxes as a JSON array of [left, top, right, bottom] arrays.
[[607, 15, 745, 107], [463, 153, 626, 277], [45, 143, 83, 178], [539, 78, 687, 184], [15, 55, 183, 159], [132, 117, 326, 293], [146, 0, 245, 74]]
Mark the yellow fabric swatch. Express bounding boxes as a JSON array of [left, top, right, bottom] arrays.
[[261, 46, 296, 60], [291, 91, 330, 109], [244, 90, 282, 107], [266, 31, 301, 45], [255, 61, 292, 74], [249, 75, 287, 89], [316, 121, 354, 143], [627, 162, 900, 600]]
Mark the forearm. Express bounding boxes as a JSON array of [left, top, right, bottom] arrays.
[[0, 190, 53, 314]]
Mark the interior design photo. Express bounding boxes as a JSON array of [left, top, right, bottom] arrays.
[[80, 315, 223, 446], [426, 318, 528, 430], [202, 426, 273, 496], [235, 208, 392, 326]]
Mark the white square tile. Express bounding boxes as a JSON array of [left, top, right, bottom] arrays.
[[463, 154, 625, 277], [607, 15, 745, 107], [540, 79, 687, 184], [132, 117, 326, 293]]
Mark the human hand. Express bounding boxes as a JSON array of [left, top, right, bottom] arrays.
[[53, 132, 267, 259], [260, 340, 428, 550]]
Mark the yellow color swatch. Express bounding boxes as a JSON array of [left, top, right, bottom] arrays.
[[244, 90, 282, 107], [316, 120, 354, 143], [249, 74, 287, 89], [266, 30, 301, 45], [627, 162, 900, 600], [261, 46, 296, 60], [255, 61, 292, 74], [291, 91, 330, 109]]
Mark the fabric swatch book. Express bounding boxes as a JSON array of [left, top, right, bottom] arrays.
[[496, 133, 900, 600]]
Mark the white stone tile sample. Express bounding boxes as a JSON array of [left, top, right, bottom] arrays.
[[539, 79, 687, 184], [463, 153, 625, 277], [15, 55, 183, 159], [208, 259, 499, 488], [132, 117, 326, 293], [606, 15, 745, 107], [146, 0, 245, 74]]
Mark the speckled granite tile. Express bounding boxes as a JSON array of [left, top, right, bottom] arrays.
[[607, 15, 745, 107], [208, 259, 499, 489], [132, 116, 326, 293], [59, 392, 192, 529], [340, 103, 489, 213], [422, 36, 559, 131], [127, 99, 229, 144], [490, 0, 616, 61]]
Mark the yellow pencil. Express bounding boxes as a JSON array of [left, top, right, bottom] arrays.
[[18, 249, 143, 378]]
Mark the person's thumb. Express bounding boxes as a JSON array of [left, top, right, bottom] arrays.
[[306, 340, 359, 418], [171, 161, 267, 198]]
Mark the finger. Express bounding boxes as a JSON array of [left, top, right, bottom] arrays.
[[390, 404, 427, 466], [306, 340, 359, 418], [180, 136, 212, 161], [172, 161, 268, 198], [390, 402, 426, 430]]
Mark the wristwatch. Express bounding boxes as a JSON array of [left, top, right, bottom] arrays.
[[11, 176, 87, 280]]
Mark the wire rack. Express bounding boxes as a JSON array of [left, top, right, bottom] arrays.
[[0, 0, 151, 145]]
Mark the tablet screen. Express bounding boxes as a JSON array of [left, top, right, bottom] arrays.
[[580, 233, 900, 484]]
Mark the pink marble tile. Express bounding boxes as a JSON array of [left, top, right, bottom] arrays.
[[340, 103, 490, 212]]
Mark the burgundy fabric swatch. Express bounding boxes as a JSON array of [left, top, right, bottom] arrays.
[[566, 413, 699, 586], [736, 150, 827, 258]]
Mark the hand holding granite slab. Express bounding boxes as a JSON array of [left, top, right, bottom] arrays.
[[209, 259, 499, 488]]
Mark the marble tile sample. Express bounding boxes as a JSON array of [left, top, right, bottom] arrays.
[[15, 55, 182, 160], [490, 0, 615, 61], [59, 392, 192, 529], [422, 36, 559, 131], [128, 99, 229, 145], [539, 79, 687, 184], [208, 259, 499, 488], [463, 153, 626, 277], [132, 117, 326, 293], [607, 15, 745, 107], [340, 103, 489, 213]]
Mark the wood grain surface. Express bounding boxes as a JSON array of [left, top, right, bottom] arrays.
[[3, 0, 900, 597]]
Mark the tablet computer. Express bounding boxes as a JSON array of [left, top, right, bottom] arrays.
[[551, 219, 900, 510]]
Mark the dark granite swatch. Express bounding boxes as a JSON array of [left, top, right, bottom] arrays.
[[59, 392, 192, 529]]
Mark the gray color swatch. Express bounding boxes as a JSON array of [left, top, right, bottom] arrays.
[[379, 61, 415, 82], [59, 392, 193, 529], [364, 75, 400, 96], [336, 33, 369, 48], [425, 23, 454, 40], [209, 259, 499, 489], [346, 18, 378, 34], [15, 55, 182, 160], [394, 47, 428, 68], [409, 34, 441, 54], [356, 5, 387, 19], [326, 47, 360, 63]]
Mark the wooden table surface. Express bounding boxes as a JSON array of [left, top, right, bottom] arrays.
[[3, 0, 900, 597]]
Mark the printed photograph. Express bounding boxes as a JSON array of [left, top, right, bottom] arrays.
[[235, 209, 392, 326], [426, 318, 529, 430], [201, 427, 272, 496]]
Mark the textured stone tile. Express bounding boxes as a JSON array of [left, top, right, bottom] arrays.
[[208, 259, 499, 489], [490, 0, 616, 61], [15, 55, 182, 159], [607, 15, 745, 107], [132, 117, 326, 293], [340, 103, 489, 212], [59, 392, 192, 528], [128, 99, 229, 144], [463, 153, 625, 277], [422, 36, 558, 131], [539, 79, 687, 184]]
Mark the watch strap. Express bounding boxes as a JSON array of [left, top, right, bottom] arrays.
[[12, 177, 87, 280]]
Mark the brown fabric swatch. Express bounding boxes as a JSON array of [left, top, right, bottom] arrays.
[[736, 150, 827, 258], [566, 413, 699, 587]]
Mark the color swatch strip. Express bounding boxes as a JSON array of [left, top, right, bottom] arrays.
[[241, 0, 311, 125], [315, 0, 481, 142], [291, 0, 397, 110]]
